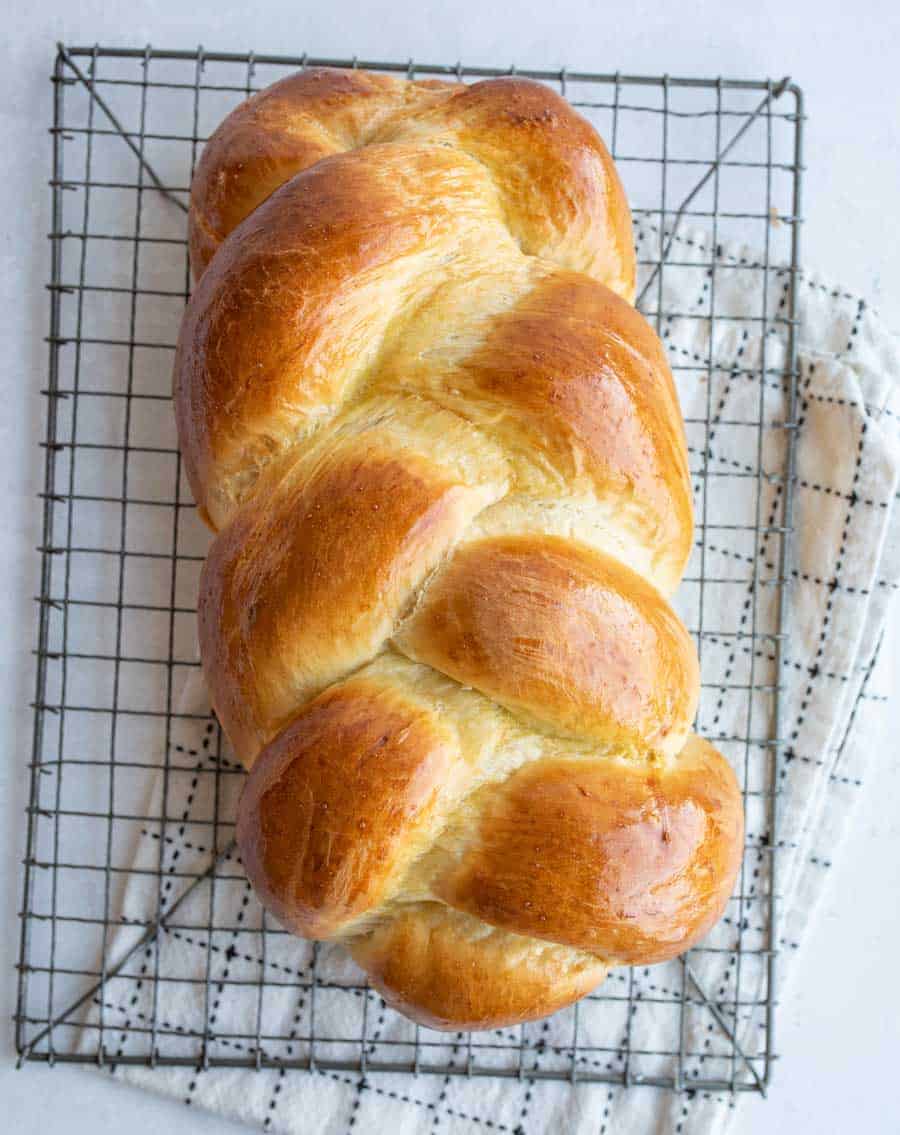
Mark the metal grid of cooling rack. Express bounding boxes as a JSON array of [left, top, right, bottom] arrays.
[[16, 44, 804, 1095]]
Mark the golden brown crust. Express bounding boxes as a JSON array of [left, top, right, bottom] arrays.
[[435, 735, 743, 964], [189, 69, 633, 297], [461, 273, 692, 573], [198, 400, 506, 760], [374, 76, 635, 296], [397, 534, 698, 755], [175, 68, 744, 1032], [372, 270, 692, 587], [349, 905, 609, 1031], [176, 143, 504, 527], [236, 676, 455, 939], [189, 68, 449, 277], [200, 448, 458, 761]]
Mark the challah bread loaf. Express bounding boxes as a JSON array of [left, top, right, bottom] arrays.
[[174, 68, 744, 1031]]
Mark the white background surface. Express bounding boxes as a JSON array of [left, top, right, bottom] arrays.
[[3, 2, 898, 1132]]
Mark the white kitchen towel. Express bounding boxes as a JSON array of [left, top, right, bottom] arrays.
[[78, 221, 900, 1135]]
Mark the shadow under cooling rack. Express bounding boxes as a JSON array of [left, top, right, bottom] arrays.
[[16, 44, 803, 1097]]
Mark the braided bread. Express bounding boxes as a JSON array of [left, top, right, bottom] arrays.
[[174, 68, 743, 1031]]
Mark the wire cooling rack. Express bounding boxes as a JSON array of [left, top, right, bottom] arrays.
[[16, 44, 804, 1096]]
